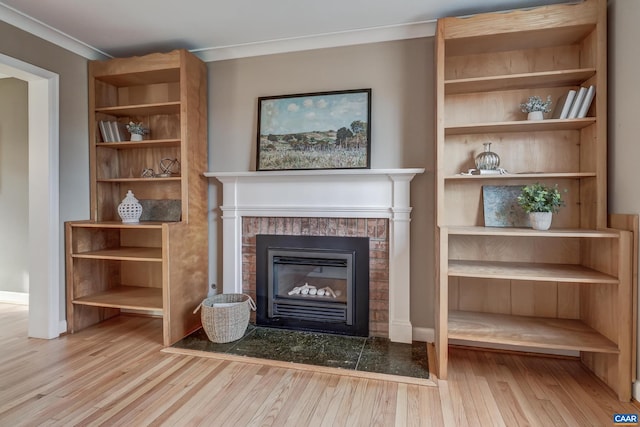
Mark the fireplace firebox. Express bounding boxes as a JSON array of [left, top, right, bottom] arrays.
[[256, 235, 369, 336]]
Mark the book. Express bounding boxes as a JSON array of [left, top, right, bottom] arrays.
[[577, 85, 595, 118], [104, 121, 116, 142], [98, 121, 111, 142], [567, 87, 587, 119], [555, 89, 577, 119], [110, 121, 128, 142]]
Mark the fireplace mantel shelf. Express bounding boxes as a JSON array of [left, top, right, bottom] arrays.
[[205, 167, 424, 343], [205, 168, 424, 178]]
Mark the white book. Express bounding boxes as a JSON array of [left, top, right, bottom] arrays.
[[98, 121, 110, 142], [556, 89, 577, 119], [577, 85, 596, 118], [108, 121, 120, 142], [104, 121, 116, 142], [567, 87, 587, 119]]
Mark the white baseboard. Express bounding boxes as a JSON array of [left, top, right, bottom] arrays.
[[0, 291, 28, 305], [633, 381, 640, 401], [412, 327, 434, 343], [59, 320, 67, 335]]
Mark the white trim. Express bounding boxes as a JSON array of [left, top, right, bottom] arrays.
[[59, 320, 67, 334], [633, 381, 640, 401], [0, 3, 435, 62], [0, 3, 109, 60], [207, 168, 424, 344], [0, 53, 60, 340], [0, 291, 28, 305], [413, 327, 435, 343], [193, 21, 437, 62]]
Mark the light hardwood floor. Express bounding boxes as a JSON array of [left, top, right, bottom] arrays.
[[1, 303, 638, 426]]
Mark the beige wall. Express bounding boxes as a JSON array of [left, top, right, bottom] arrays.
[[608, 0, 640, 398], [0, 78, 28, 294], [208, 38, 436, 329], [0, 22, 90, 320]]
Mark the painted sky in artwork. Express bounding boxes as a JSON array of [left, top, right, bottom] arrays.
[[259, 91, 369, 135]]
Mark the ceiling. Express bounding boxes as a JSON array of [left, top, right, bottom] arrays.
[[0, 0, 570, 61]]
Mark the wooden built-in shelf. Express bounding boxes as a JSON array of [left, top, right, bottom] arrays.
[[449, 310, 619, 354], [445, 68, 596, 94], [446, 226, 620, 238], [96, 139, 180, 149], [71, 247, 162, 262], [434, 0, 634, 402], [72, 285, 163, 311], [448, 260, 618, 283], [68, 49, 208, 347], [445, 118, 596, 135], [445, 172, 596, 181], [95, 102, 180, 116]]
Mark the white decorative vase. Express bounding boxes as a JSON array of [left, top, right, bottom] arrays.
[[130, 133, 143, 141], [529, 212, 552, 230], [118, 190, 143, 223], [527, 111, 544, 121]]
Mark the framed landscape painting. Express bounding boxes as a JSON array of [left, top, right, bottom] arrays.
[[257, 89, 371, 171]]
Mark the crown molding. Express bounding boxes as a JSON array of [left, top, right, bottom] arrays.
[[0, 1, 435, 63], [0, 2, 110, 60], [189, 21, 437, 62]]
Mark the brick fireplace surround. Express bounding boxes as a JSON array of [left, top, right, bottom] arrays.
[[242, 216, 390, 337], [205, 168, 424, 343]]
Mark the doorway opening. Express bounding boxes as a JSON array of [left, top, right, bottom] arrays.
[[0, 53, 60, 339]]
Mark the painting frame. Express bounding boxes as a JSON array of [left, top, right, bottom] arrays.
[[256, 88, 372, 171]]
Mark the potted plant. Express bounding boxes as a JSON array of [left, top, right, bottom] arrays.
[[517, 183, 565, 230], [126, 121, 149, 141], [520, 95, 552, 121]]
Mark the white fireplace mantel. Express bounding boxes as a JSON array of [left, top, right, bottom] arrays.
[[204, 168, 425, 343]]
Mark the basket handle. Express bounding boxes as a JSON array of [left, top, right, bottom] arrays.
[[193, 303, 202, 314], [245, 294, 257, 311]]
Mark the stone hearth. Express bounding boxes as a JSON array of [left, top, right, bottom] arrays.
[[205, 168, 424, 343]]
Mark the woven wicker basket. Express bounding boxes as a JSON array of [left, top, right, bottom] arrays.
[[194, 294, 256, 343]]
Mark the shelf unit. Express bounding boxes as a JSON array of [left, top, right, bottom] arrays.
[[434, 0, 637, 401], [66, 50, 208, 346]]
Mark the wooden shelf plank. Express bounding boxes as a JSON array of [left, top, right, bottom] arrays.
[[94, 68, 180, 86], [448, 260, 619, 283], [446, 226, 620, 238], [96, 139, 180, 149], [445, 172, 596, 180], [95, 102, 180, 116], [73, 285, 163, 311], [449, 311, 619, 354], [445, 68, 596, 95], [69, 220, 165, 229], [445, 118, 596, 135], [72, 247, 162, 261]]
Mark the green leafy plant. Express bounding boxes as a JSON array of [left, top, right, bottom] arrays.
[[517, 183, 565, 213], [126, 121, 149, 135], [520, 95, 552, 113]]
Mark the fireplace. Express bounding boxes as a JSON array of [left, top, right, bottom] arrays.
[[205, 168, 423, 343], [256, 234, 369, 336]]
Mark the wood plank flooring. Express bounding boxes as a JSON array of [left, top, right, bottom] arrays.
[[0, 303, 638, 426]]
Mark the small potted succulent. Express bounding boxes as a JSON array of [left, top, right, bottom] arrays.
[[517, 183, 565, 230], [126, 121, 149, 141], [520, 95, 552, 121]]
